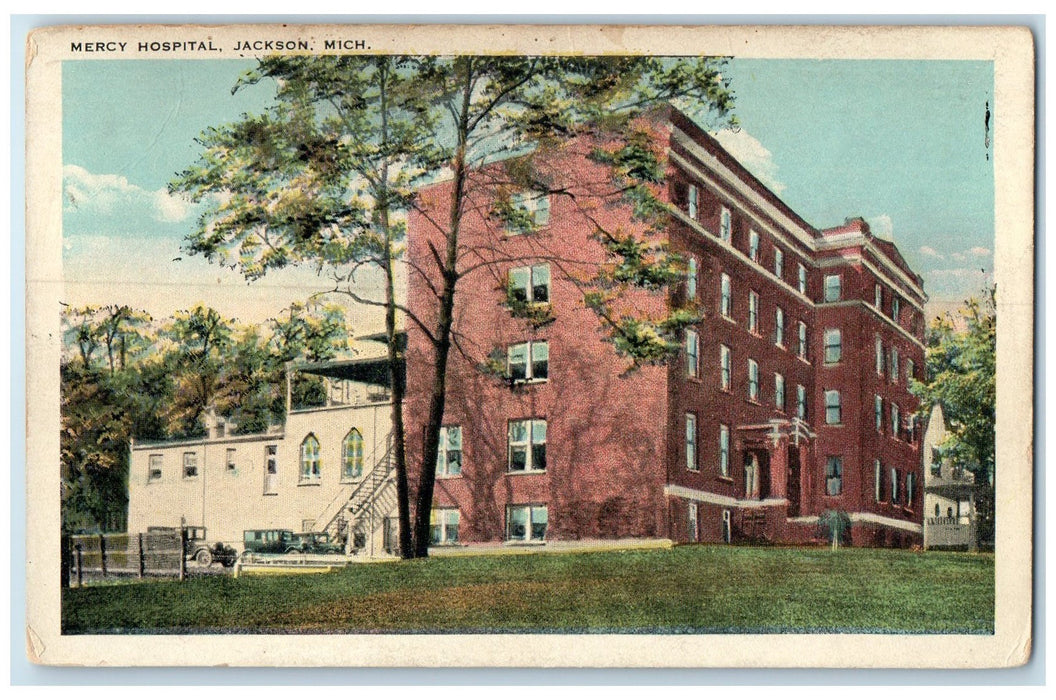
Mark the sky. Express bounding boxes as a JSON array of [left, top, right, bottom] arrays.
[[61, 57, 995, 330]]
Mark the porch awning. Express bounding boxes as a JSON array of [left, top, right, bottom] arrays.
[[295, 356, 403, 388]]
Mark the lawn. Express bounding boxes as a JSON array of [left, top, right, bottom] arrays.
[[61, 545, 995, 634]]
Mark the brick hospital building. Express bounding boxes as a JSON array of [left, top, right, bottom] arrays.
[[405, 107, 927, 548]]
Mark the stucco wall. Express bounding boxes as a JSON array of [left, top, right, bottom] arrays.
[[127, 401, 394, 553]]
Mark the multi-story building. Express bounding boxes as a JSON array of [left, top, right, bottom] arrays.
[[404, 106, 927, 548]]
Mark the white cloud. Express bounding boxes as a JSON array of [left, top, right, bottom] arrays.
[[866, 214, 894, 240], [968, 246, 991, 258], [919, 246, 944, 260], [63, 164, 194, 226], [710, 128, 786, 196]]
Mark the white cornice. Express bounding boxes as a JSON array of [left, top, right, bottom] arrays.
[[670, 206, 813, 306], [817, 300, 925, 350], [669, 134, 818, 251], [664, 484, 788, 509], [671, 127, 926, 304]]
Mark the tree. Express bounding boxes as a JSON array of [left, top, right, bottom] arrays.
[[913, 285, 996, 484], [172, 55, 736, 558], [161, 304, 234, 438], [912, 284, 996, 544]]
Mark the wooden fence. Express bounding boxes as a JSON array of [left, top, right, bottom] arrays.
[[64, 531, 187, 586]]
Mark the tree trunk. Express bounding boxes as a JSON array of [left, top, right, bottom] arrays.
[[411, 62, 473, 558]]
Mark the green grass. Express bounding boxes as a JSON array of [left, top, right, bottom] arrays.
[[61, 545, 995, 634]]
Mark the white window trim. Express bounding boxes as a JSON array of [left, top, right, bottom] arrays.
[[182, 452, 198, 479], [507, 340, 549, 384], [685, 328, 699, 378], [686, 413, 698, 472], [508, 419, 547, 473], [506, 504, 548, 543], [436, 425, 463, 479], [720, 344, 731, 391], [748, 359, 760, 402], [748, 291, 759, 334], [148, 454, 163, 482]]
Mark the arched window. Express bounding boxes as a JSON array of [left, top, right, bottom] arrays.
[[300, 434, 321, 482], [342, 429, 364, 480]]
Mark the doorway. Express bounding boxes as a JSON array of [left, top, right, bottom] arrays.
[[787, 446, 802, 517]]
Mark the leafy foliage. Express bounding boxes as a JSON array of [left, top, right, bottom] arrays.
[[59, 302, 352, 532], [912, 285, 996, 486]]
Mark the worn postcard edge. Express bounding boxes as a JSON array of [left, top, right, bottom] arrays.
[[24, 23, 1036, 668]]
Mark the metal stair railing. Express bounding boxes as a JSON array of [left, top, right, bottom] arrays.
[[314, 434, 394, 539]]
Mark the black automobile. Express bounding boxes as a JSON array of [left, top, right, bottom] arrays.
[[243, 528, 297, 555], [146, 525, 237, 567], [292, 531, 344, 555]]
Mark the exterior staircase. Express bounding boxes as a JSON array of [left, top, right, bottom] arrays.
[[314, 433, 397, 554]]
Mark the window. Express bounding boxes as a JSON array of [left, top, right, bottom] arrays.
[[748, 291, 759, 333], [430, 508, 460, 545], [796, 384, 807, 420], [264, 445, 278, 494], [875, 283, 883, 309], [720, 345, 731, 391], [774, 248, 784, 279], [719, 207, 732, 242], [342, 428, 365, 480], [823, 328, 842, 364], [225, 448, 236, 471], [299, 434, 321, 482], [906, 359, 915, 384], [930, 447, 942, 477], [890, 348, 899, 382], [508, 341, 548, 382], [875, 395, 883, 431], [687, 502, 699, 542], [508, 191, 549, 232], [875, 337, 884, 376], [685, 413, 698, 471], [798, 321, 808, 360], [907, 415, 917, 444], [687, 184, 698, 219], [509, 419, 546, 472], [906, 472, 916, 506], [748, 360, 759, 401], [890, 468, 900, 504], [775, 307, 785, 347], [436, 426, 462, 477], [892, 296, 901, 322], [719, 424, 730, 477], [685, 329, 699, 378], [749, 230, 760, 262], [798, 263, 807, 295], [720, 273, 732, 318], [826, 456, 843, 496], [823, 274, 842, 302], [891, 404, 900, 439], [182, 452, 198, 479], [148, 454, 163, 481], [875, 460, 883, 503], [686, 257, 697, 299], [507, 504, 548, 542], [825, 390, 841, 425], [509, 264, 551, 304], [774, 373, 786, 411]]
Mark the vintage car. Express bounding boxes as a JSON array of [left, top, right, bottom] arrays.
[[146, 525, 237, 567], [292, 531, 344, 555], [242, 528, 297, 555]]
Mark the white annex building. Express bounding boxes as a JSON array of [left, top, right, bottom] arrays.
[[921, 403, 981, 551], [126, 356, 398, 557]]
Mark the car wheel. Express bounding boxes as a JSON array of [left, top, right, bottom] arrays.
[[195, 548, 213, 567]]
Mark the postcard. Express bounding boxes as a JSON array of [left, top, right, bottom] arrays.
[[24, 23, 1034, 667]]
